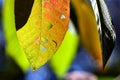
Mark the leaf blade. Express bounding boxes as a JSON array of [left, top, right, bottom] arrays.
[[17, 0, 70, 70]]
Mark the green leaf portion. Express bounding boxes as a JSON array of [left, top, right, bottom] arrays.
[[3, 0, 29, 72]]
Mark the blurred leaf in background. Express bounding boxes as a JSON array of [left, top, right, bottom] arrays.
[[3, 0, 29, 72], [71, 0, 103, 71], [1, 0, 26, 80], [104, 0, 120, 75], [95, 0, 116, 67]]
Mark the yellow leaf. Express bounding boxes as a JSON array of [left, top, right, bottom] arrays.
[[17, 0, 70, 70], [71, 0, 103, 70]]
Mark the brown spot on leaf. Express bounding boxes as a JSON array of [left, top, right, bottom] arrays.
[[52, 40, 57, 47]]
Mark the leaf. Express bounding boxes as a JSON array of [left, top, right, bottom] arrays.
[[103, 0, 119, 72], [17, 0, 70, 70], [96, 0, 116, 67], [3, 0, 29, 72], [71, 0, 103, 70]]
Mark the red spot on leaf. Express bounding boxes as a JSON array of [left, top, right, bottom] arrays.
[[50, 0, 58, 6]]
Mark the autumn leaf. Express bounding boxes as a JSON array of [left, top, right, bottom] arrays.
[[17, 0, 70, 70], [71, 0, 103, 70]]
